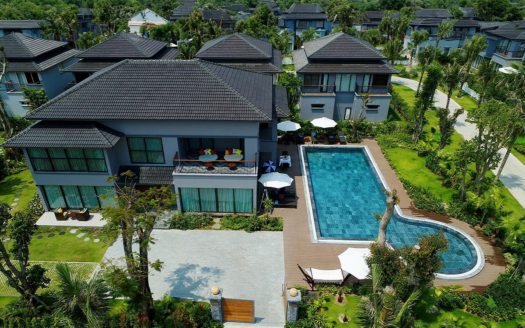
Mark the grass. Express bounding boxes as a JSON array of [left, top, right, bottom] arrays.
[[0, 170, 36, 213], [0, 297, 17, 307], [388, 105, 404, 122], [325, 295, 362, 328]]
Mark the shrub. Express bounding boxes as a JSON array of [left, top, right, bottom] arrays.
[[221, 214, 283, 232], [398, 67, 419, 79], [27, 192, 44, 217], [400, 178, 447, 215], [516, 145, 525, 155], [168, 212, 214, 230], [485, 273, 525, 318], [438, 290, 465, 310]]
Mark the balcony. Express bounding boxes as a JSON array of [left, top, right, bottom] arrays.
[[173, 151, 258, 175], [446, 31, 469, 40], [495, 47, 525, 59], [356, 84, 392, 95], [301, 84, 336, 94], [5, 81, 43, 93]]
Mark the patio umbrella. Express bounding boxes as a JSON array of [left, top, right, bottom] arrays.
[[311, 117, 337, 129], [277, 121, 301, 132], [258, 172, 293, 189], [338, 247, 371, 280], [263, 160, 276, 173], [499, 66, 518, 75]]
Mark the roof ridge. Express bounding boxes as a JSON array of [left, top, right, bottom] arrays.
[[26, 60, 130, 119], [121, 33, 150, 57], [91, 122, 113, 147], [197, 34, 233, 56], [11, 33, 34, 58], [78, 32, 124, 57], [307, 32, 343, 57], [238, 34, 272, 58], [196, 60, 271, 121]]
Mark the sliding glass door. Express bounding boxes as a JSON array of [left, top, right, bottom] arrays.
[[179, 187, 252, 213], [43, 185, 115, 209]]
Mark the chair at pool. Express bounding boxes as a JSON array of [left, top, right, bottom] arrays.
[[297, 264, 349, 290], [338, 131, 347, 145], [311, 133, 318, 144]]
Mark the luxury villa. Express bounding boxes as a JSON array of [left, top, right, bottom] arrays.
[[292, 32, 398, 122], [2, 59, 288, 214]]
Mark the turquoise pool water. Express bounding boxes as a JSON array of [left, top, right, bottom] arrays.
[[303, 147, 477, 275]]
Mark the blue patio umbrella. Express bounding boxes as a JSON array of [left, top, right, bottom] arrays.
[[263, 161, 276, 173]]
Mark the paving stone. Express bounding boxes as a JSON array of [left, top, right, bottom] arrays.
[[76, 233, 86, 238], [103, 238, 109, 243], [28, 181, 34, 184], [94, 239, 100, 243], [22, 185, 28, 188], [212, 223, 221, 230], [14, 198, 19, 201], [17, 190, 22, 192], [84, 237, 90, 242], [10, 203, 17, 207], [37, 236, 43, 239], [48, 233, 55, 237], [70, 229, 78, 234], [213, 218, 220, 223], [59, 232, 65, 235], [15, 194, 21, 197]]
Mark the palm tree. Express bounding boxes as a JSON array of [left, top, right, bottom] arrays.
[[377, 190, 400, 247], [474, 60, 495, 108], [54, 263, 111, 328], [383, 39, 406, 65], [416, 46, 435, 97], [355, 10, 370, 39], [177, 42, 197, 59], [409, 29, 429, 67], [359, 264, 421, 328], [440, 59, 465, 110], [434, 19, 456, 57], [457, 35, 487, 97]]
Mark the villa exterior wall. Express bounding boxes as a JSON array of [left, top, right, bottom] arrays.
[[352, 95, 391, 122], [41, 57, 78, 98], [300, 94, 336, 120]]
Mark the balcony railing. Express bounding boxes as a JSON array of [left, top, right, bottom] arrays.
[[64, 81, 77, 91], [173, 152, 258, 175], [301, 84, 337, 93], [356, 84, 392, 94], [495, 46, 525, 58], [5, 81, 42, 92], [446, 31, 469, 40]]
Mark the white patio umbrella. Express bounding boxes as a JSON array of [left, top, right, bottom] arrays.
[[277, 120, 301, 132], [311, 117, 337, 129], [258, 172, 293, 189], [338, 247, 371, 280], [499, 66, 518, 75]]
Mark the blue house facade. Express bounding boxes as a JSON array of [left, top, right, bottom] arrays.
[[2, 59, 288, 214], [0, 33, 80, 117], [293, 32, 398, 122], [0, 20, 48, 38], [278, 3, 334, 51]]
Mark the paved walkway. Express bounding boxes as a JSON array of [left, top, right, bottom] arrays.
[[392, 76, 525, 208], [104, 230, 286, 327]]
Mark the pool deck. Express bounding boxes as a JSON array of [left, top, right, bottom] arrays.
[[274, 138, 505, 293]]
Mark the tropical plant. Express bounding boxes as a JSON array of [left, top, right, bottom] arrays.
[[277, 72, 302, 118], [328, 2, 357, 28], [39, 8, 68, 41], [21, 87, 48, 112], [434, 19, 456, 57], [473, 59, 495, 108], [53, 263, 111, 327], [409, 29, 429, 67], [92, 0, 134, 36], [263, 197, 273, 223], [416, 46, 435, 97], [177, 41, 197, 59], [383, 39, 406, 65], [76, 31, 105, 50], [376, 189, 400, 247], [441, 314, 466, 328], [437, 107, 464, 149], [412, 63, 443, 143], [440, 60, 466, 110], [457, 35, 487, 97]]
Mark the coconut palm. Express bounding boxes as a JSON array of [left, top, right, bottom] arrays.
[[383, 39, 406, 66], [53, 263, 111, 328], [440, 59, 466, 110], [409, 29, 429, 67], [416, 46, 435, 97], [358, 264, 421, 328], [177, 42, 197, 59], [434, 19, 456, 57], [457, 35, 487, 97], [474, 60, 495, 108]]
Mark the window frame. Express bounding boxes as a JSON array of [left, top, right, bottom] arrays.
[[179, 187, 252, 214], [28, 148, 108, 173], [303, 74, 320, 86], [42, 184, 112, 209], [127, 137, 165, 164]]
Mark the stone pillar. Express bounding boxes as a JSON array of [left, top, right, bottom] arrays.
[[286, 288, 301, 323], [208, 286, 223, 322]]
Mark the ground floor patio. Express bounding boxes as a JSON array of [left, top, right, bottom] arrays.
[[274, 138, 506, 292], [36, 211, 106, 228]]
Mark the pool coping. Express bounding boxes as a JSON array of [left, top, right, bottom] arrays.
[[298, 144, 485, 280]]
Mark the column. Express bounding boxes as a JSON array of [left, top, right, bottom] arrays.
[[286, 288, 301, 323], [208, 286, 223, 322]]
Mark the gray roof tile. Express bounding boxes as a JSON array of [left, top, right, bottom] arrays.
[[26, 59, 274, 122], [0, 20, 48, 29], [273, 85, 289, 118], [63, 61, 119, 73], [221, 4, 247, 11], [414, 9, 453, 18], [78, 32, 168, 58], [1, 121, 122, 148], [286, 3, 324, 13], [486, 20, 525, 40], [0, 32, 67, 58], [196, 33, 272, 59], [303, 32, 385, 60], [280, 13, 327, 20], [118, 165, 174, 185]]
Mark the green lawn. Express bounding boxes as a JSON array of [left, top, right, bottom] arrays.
[[512, 148, 525, 166], [325, 295, 362, 328], [0, 170, 36, 213], [0, 296, 17, 307]]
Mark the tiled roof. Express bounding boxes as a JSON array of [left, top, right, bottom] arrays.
[[6, 47, 81, 72], [0, 20, 48, 29], [273, 85, 289, 118], [258, 0, 281, 14], [486, 21, 525, 40], [221, 4, 247, 12], [154, 47, 181, 59], [196, 33, 273, 59], [286, 3, 324, 13], [414, 9, 453, 18], [170, 4, 196, 20], [0, 33, 67, 58], [410, 18, 446, 26], [280, 13, 327, 20], [454, 19, 480, 27], [459, 7, 477, 19], [202, 10, 233, 21], [118, 166, 174, 185], [303, 32, 386, 60], [293, 48, 398, 73], [63, 61, 119, 72], [1, 121, 122, 149], [26, 59, 274, 122], [78, 32, 167, 58]]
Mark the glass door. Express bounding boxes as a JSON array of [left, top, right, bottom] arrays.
[[320, 74, 329, 92]]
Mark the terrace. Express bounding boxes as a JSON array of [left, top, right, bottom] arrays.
[[4, 81, 42, 93], [172, 151, 258, 175]]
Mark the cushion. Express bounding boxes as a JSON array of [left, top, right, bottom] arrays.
[[236, 149, 242, 155], [225, 150, 230, 155], [233, 148, 238, 154], [199, 148, 205, 156], [211, 150, 216, 155], [207, 149, 212, 155], [227, 148, 233, 154]]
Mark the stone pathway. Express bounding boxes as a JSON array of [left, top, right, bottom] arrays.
[[392, 76, 525, 208], [212, 218, 221, 230]]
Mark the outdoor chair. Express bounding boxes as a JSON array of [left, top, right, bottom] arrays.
[[328, 133, 336, 144], [76, 208, 90, 221], [319, 134, 326, 143], [311, 133, 318, 144], [297, 264, 349, 290], [54, 208, 67, 221], [296, 134, 305, 144], [338, 131, 347, 145]]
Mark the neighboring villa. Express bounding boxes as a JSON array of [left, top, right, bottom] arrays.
[[278, 3, 334, 51], [2, 59, 288, 214], [128, 9, 168, 34], [220, 4, 248, 14], [170, 0, 197, 21], [195, 33, 283, 82], [63, 32, 179, 83], [251, 0, 282, 16], [0, 20, 48, 38], [358, 11, 398, 31], [77, 8, 104, 36], [0, 33, 80, 117], [292, 32, 398, 122], [475, 20, 525, 70], [170, 3, 236, 30], [459, 7, 479, 20]]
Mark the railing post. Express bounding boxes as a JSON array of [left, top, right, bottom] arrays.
[[286, 288, 301, 323], [208, 286, 223, 322]]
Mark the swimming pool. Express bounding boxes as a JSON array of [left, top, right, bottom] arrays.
[[300, 146, 483, 279]]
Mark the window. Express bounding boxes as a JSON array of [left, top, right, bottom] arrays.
[[43, 185, 115, 209], [344, 107, 352, 120], [187, 138, 215, 150], [320, 74, 329, 92], [58, 63, 64, 73], [27, 148, 108, 172], [179, 188, 252, 213], [316, 21, 323, 27], [335, 74, 356, 92], [311, 104, 324, 111], [297, 20, 307, 28], [24, 72, 41, 84], [303, 74, 319, 86], [443, 47, 450, 55], [372, 74, 389, 86], [366, 104, 380, 110], [127, 137, 164, 164]]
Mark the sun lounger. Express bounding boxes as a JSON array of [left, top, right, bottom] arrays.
[[297, 264, 349, 290], [296, 134, 305, 144], [311, 133, 318, 144], [328, 133, 336, 144], [338, 131, 347, 145]]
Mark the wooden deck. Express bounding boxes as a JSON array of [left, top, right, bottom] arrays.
[[273, 138, 505, 293]]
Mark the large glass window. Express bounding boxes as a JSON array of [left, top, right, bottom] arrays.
[[303, 74, 320, 86], [335, 74, 356, 92], [127, 137, 164, 164], [180, 188, 252, 213], [28, 148, 107, 172], [43, 185, 114, 209], [187, 138, 215, 150]]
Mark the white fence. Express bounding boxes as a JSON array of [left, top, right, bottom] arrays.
[[394, 60, 410, 65], [282, 57, 293, 65], [461, 83, 480, 100]]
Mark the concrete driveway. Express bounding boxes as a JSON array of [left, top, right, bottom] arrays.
[[104, 230, 286, 327]]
